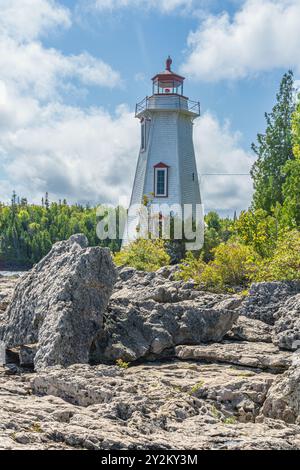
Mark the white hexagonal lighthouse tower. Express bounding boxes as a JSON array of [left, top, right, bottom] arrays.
[[123, 57, 201, 245]]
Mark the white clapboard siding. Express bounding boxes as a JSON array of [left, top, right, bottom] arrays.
[[123, 92, 201, 246]]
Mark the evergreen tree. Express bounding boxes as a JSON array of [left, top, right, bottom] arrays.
[[251, 71, 295, 213], [281, 97, 300, 228]]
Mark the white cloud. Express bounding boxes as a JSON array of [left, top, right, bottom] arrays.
[[0, 99, 253, 214], [0, 0, 129, 204], [194, 112, 255, 214], [89, 0, 193, 13], [0, 0, 71, 41], [0, 0, 254, 216], [0, 1, 121, 99], [1, 102, 139, 204], [181, 0, 300, 81], [0, 39, 121, 101]]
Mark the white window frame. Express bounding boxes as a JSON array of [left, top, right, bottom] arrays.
[[154, 167, 168, 197]]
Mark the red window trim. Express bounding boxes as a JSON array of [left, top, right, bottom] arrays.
[[154, 163, 169, 198]]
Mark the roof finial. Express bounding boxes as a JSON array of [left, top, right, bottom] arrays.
[[166, 55, 172, 72]]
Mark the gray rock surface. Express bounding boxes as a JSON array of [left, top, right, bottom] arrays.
[[273, 294, 300, 351], [226, 315, 273, 343], [1, 362, 300, 450], [241, 281, 300, 325], [1, 269, 300, 450], [0, 235, 116, 370], [0, 277, 17, 318], [92, 267, 240, 363], [175, 342, 293, 372], [261, 354, 300, 424]]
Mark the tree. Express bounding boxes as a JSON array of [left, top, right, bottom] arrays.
[[251, 71, 295, 213], [235, 209, 278, 258], [281, 98, 300, 228], [254, 230, 300, 282]]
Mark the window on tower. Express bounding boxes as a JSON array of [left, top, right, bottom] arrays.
[[141, 121, 146, 151], [154, 163, 169, 197]]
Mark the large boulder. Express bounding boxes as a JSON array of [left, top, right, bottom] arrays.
[[0, 234, 116, 370], [91, 267, 241, 363], [273, 294, 300, 351], [261, 354, 300, 424], [241, 281, 300, 325]]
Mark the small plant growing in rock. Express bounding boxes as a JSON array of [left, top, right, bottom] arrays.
[[30, 422, 43, 433], [190, 381, 205, 394], [211, 405, 221, 420], [116, 359, 130, 369], [223, 416, 237, 425]]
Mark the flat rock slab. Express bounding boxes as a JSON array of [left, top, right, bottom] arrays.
[[175, 342, 293, 372], [1, 362, 300, 450]]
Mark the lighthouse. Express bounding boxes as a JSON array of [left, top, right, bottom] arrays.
[[124, 57, 202, 245]]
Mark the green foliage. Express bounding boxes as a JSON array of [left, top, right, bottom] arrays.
[[200, 242, 258, 291], [190, 381, 205, 394], [281, 100, 300, 228], [235, 208, 278, 258], [0, 195, 122, 268], [253, 230, 300, 282], [251, 71, 295, 213], [116, 359, 130, 369], [114, 238, 170, 272], [223, 416, 237, 425], [203, 212, 234, 262], [292, 97, 300, 160], [175, 251, 206, 284], [178, 242, 258, 292]]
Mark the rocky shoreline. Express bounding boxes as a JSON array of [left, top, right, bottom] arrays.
[[0, 235, 300, 450]]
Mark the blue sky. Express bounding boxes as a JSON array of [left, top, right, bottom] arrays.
[[0, 0, 299, 215]]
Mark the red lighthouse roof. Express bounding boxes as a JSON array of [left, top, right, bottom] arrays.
[[151, 56, 185, 96], [152, 56, 185, 84]]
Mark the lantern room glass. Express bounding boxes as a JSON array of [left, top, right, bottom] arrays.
[[153, 78, 184, 96]]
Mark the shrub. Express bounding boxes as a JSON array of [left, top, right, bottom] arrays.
[[177, 242, 258, 292], [175, 251, 206, 284], [114, 238, 170, 272], [253, 230, 300, 282], [235, 208, 278, 258], [201, 242, 258, 290]]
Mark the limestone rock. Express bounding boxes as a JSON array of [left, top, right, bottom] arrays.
[[90, 267, 241, 363], [273, 294, 300, 351], [19, 345, 37, 367], [1, 362, 300, 450], [175, 341, 293, 372], [226, 316, 273, 343], [0, 235, 116, 370], [241, 281, 300, 325], [261, 354, 300, 424], [94, 297, 239, 364]]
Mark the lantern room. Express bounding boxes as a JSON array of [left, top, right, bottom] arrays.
[[152, 56, 185, 96]]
